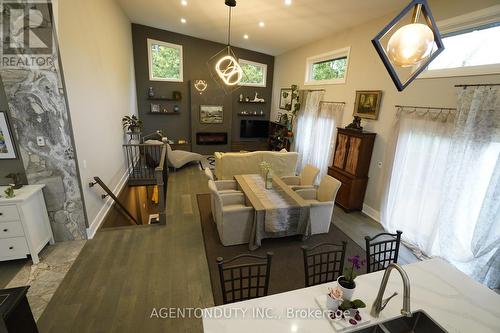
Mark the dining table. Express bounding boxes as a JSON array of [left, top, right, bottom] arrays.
[[234, 174, 311, 250]]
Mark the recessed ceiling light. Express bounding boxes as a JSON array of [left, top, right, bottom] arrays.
[[181, 18, 187, 24], [243, 34, 249, 39], [285, 0, 292, 5], [259, 21, 265, 27], [181, 0, 188, 6]]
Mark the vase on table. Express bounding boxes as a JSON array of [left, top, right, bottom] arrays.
[[337, 276, 356, 301], [265, 170, 273, 189]]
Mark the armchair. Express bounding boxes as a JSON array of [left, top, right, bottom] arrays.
[[281, 164, 320, 190], [296, 175, 342, 235], [208, 181, 254, 246]]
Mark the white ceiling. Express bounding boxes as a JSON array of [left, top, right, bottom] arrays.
[[117, 0, 404, 55]]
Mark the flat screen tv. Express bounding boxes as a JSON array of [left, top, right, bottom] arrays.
[[240, 120, 269, 138]]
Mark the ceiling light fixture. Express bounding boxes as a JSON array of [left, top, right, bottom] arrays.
[[181, 0, 188, 6], [214, 0, 243, 86], [243, 34, 249, 39], [372, 0, 444, 91], [259, 21, 265, 27], [181, 18, 187, 24], [285, 0, 292, 5]]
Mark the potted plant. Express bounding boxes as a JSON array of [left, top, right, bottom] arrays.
[[122, 115, 143, 133], [337, 255, 365, 300], [259, 161, 273, 189]]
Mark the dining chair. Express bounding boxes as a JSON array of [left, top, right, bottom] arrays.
[[295, 175, 342, 235], [365, 230, 403, 273], [205, 168, 240, 193], [281, 164, 320, 190], [301, 242, 347, 287], [217, 252, 273, 304]]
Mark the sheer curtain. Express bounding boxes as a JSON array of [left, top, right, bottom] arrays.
[[381, 86, 500, 289], [294, 91, 344, 181]]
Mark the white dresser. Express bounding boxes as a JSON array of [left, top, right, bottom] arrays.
[[0, 185, 54, 264]]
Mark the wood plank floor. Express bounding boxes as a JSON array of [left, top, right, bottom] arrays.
[[36, 164, 417, 332], [37, 165, 214, 333]]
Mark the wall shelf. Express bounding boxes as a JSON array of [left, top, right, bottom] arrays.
[[148, 97, 181, 102], [148, 112, 180, 115], [238, 101, 266, 104], [238, 113, 265, 117]]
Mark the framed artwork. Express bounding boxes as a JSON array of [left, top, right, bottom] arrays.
[[353, 90, 382, 120], [279, 88, 292, 110], [150, 103, 160, 113], [0, 112, 17, 159], [200, 105, 223, 124]]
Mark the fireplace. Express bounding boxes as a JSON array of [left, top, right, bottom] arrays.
[[196, 132, 228, 145]]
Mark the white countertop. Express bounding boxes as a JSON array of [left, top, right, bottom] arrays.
[[0, 185, 45, 203], [202, 258, 500, 333]]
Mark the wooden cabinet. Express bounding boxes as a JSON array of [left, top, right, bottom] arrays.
[[329, 128, 376, 212]]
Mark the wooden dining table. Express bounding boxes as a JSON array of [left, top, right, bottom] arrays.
[[234, 174, 311, 250]]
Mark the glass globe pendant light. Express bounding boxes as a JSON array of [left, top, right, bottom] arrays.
[[215, 0, 243, 86], [386, 4, 434, 67], [371, 0, 444, 91]]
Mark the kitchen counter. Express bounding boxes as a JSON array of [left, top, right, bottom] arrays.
[[202, 258, 500, 333]]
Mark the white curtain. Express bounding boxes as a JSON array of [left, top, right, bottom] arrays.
[[381, 86, 500, 289], [294, 91, 344, 181]]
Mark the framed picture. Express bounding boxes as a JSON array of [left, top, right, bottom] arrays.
[[200, 105, 223, 124], [279, 88, 292, 110], [0, 112, 17, 159], [150, 103, 160, 113], [353, 90, 382, 120]]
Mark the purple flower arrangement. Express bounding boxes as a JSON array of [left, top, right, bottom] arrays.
[[341, 255, 366, 289]]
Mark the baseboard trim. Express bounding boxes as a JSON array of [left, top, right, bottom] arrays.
[[362, 204, 380, 223], [86, 169, 129, 239]]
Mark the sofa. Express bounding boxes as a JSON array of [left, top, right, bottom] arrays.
[[214, 150, 299, 180]]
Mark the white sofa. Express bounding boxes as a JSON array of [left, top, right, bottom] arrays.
[[214, 150, 298, 180]]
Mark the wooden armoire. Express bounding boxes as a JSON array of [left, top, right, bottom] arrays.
[[328, 128, 376, 212]]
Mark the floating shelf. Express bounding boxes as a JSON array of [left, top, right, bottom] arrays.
[[148, 112, 180, 115], [148, 97, 181, 101], [238, 113, 265, 117], [238, 101, 266, 104]]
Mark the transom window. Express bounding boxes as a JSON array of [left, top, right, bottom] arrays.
[[305, 47, 350, 85], [147, 39, 183, 82], [428, 24, 500, 71], [239, 59, 267, 87]]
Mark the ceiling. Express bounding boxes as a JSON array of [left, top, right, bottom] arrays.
[[117, 0, 405, 55]]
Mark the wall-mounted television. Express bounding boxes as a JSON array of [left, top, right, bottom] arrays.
[[240, 120, 269, 138]]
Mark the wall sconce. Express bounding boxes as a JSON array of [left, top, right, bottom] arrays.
[[194, 80, 208, 94], [372, 0, 444, 91]]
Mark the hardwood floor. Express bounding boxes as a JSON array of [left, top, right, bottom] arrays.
[[36, 164, 417, 332], [37, 165, 214, 333]]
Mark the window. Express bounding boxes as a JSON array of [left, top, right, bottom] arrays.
[[419, 5, 500, 78], [305, 47, 350, 85], [147, 39, 183, 82], [239, 59, 267, 87]]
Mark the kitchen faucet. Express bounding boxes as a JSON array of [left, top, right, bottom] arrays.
[[371, 263, 412, 318]]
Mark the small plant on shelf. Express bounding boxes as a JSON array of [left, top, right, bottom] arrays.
[[122, 115, 143, 133]]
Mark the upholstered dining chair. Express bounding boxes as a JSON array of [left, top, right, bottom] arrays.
[[281, 164, 320, 190], [365, 231, 403, 273], [217, 252, 273, 304], [295, 175, 342, 235], [302, 242, 347, 287], [208, 181, 254, 246], [204, 168, 240, 193]]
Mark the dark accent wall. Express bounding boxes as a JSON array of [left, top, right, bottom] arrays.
[[0, 79, 27, 186], [131, 24, 274, 153]]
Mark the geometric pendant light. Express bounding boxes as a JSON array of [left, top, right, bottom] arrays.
[[214, 0, 243, 86], [372, 0, 444, 91]]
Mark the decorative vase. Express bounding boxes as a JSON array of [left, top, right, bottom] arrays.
[[326, 296, 340, 311], [337, 276, 356, 301], [265, 170, 273, 189], [148, 87, 155, 97]]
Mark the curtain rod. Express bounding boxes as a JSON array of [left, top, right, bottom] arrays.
[[395, 105, 456, 111], [321, 101, 345, 104], [455, 83, 500, 87]]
